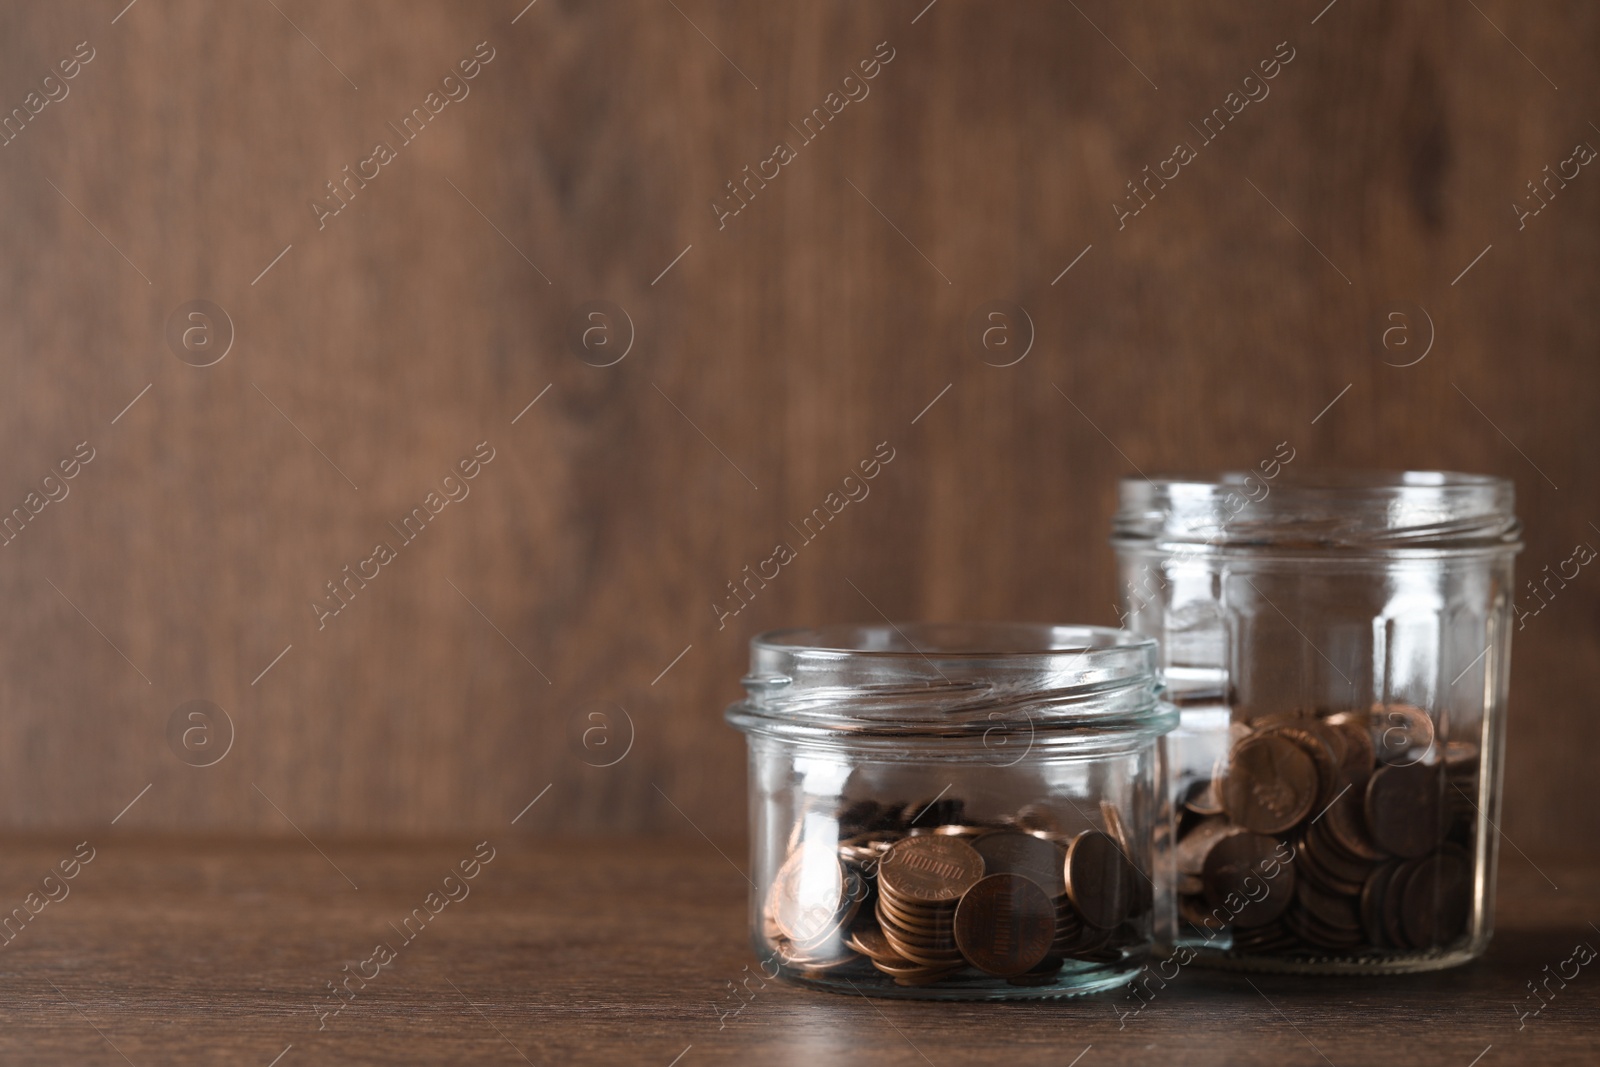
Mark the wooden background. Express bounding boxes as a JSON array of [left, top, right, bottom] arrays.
[[0, 0, 1594, 858]]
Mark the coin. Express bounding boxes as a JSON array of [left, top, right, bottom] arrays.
[[1400, 848, 1471, 948], [1382, 858, 1423, 947], [1299, 823, 1374, 892], [1100, 799, 1134, 857], [1372, 702, 1436, 766], [1202, 832, 1294, 929], [1223, 734, 1318, 834], [1321, 779, 1386, 861], [880, 928, 964, 967], [1283, 905, 1364, 951], [1294, 875, 1362, 932], [1006, 957, 1066, 986], [846, 926, 903, 964], [973, 831, 1067, 897], [1259, 722, 1342, 805], [767, 850, 848, 944], [1324, 710, 1377, 785], [1175, 816, 1244, 876], [953, 873, 1058, 976], [875, 898, 955, 935], [871, 956, 965, 985], [1359, 861, 1399, 948], [1065, 830, 1129, 930], [932, 825, 992, 839], [878, 835, 985, 905], [1365, 762, 1443, 859]]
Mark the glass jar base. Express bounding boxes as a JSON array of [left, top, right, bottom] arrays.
[[779, 958, 1142, 1001], [1186, 941, 1485, 976]]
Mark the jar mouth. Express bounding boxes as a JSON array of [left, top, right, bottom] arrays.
[[728, 623, 1172, 746], [753, 622, 1153, 659], [1114, 469, 1521, 551]]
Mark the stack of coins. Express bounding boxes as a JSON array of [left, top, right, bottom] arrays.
[[872, 835, 983, 983], [1174, 704, 1475, 957], [766, 799, 1150, 989]]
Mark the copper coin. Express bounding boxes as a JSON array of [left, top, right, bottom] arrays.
[[767, 851, 847, 944], [973, 831, 1067, 897], [1202, 832, 1294, 929], [1324, 710, 1377, 784], [794, 889, 863, 951], [1260, 722, 1342, 805], [876, 962, 965, 986], [1175, 816, 1244, 876], [931, 825, 992, 839], [953, 873, 1058, 977], [875, 897, 956, 934], [870, 954, 963, 977], [1383, 858, 1422, 948], [1294, 876, 1361, 932], [1321, 781, 1387, 861], [1284, 906, 1364, 951], [1365, 762, 1443, 859], [1100, 799, 1134, 857], [875, 910, 960, 949], [875, 891, 956, 926], [1006, 957, 1065, 986], [1300, 823, 1374, 891], [1223, 734, 1319, 834], [877, 835, 985, 905], [1065, 830, 1130, 930], [846, 926, 904, 964], [1293, 838, 1364, 899], [879, 929, 963, 967], [1360, 861, 1399, 948], [1372, 702, 1436, 765], [1400, 849, 1471, 949]]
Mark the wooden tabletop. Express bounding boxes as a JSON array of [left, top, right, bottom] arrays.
[[1, 837, 1595, 1066]]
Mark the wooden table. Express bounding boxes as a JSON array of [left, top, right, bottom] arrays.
[[1, 837, 1594, 1065]]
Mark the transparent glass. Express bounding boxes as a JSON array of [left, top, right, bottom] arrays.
[[725, 623, 1177, 1000], [1112, 471, 1521, 974]]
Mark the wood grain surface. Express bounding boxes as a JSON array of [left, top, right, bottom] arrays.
[[0, 836, 1592, 1065], [0, 0, 1594, 854]]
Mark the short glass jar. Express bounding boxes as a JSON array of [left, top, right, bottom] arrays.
[[725, 623, 1177, 999], [1112, 471, 1520, 973]]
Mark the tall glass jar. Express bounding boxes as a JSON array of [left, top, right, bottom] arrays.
[[725, 623, 1177, 999], [1112, 471, 1520, 973]]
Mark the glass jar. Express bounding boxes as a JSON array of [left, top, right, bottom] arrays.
[[725, 623, 1177, 1000], [1112, 471, 1520, 973]]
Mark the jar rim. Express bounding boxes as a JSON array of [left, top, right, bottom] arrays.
[[728, 623, 1173, 745], [1114, 469, 1521, 550], [752, 622, 1155, 659]]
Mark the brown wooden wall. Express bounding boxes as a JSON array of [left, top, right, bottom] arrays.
[[0, 0, 1594, 858]]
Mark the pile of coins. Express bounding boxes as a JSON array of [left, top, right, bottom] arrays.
[[764, 799, 1149, 988], [1175, 704, 1476, 957]]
